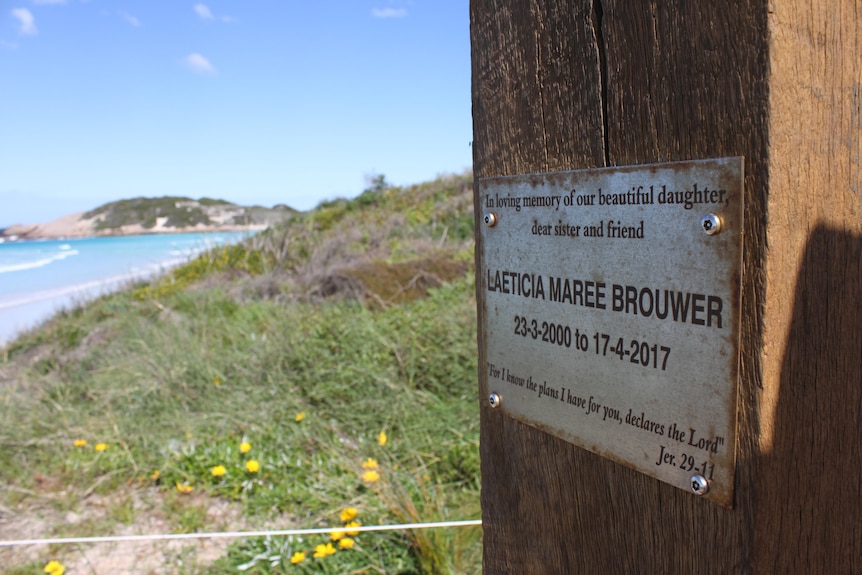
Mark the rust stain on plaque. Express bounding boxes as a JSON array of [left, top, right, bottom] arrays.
[[478, 157, 744, 507]]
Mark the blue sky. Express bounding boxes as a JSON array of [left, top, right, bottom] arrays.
[[0, 1, 472, 227]]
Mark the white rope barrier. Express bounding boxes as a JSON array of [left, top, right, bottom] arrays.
[[0, 519, 482, 548]]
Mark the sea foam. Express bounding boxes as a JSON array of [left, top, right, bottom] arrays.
[[0, 249, 80, 274]]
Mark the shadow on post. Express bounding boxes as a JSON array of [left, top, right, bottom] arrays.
[[756, 224, 862, 572]]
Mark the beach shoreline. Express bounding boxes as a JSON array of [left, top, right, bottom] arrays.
[[0, 232, 253, 346], [0, 258, 190, 346]]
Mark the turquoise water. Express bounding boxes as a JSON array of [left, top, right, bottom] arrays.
[[0, 232, 253, 344]]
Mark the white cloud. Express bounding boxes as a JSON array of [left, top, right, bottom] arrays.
[[0, 39, 19, 50], [194, 3, 214, 20], [119, 12, 141, 27], [11, 9, 37, 35], [30, 0, 66, 5], [184, 53, 217, 75], [371, 7, 407, 18]]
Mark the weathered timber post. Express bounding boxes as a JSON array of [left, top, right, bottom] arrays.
[[471, 2, 861, 573]]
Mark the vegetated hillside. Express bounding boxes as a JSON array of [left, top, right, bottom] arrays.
[[83, 196, 295, 231], [1, 196, 296, 240], [129, 172, 476, 305], [0, 172, 479, 575]]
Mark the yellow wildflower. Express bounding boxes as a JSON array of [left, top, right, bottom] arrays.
[[44, 560, 65, 575], [176, 482, 194, 494], [295, 411, 306, 422], [211, 465, 226, 477], [339, 507, 358, 522], [95, 443, 107, 452], [377, 431, 387, 446], [290, 551, 306, 564], [338, 537, 355, 550], [361, 470, 380, 483], [330, 529, 345, 541], [362, 458, 379, 469], [246, 459, 260, 473], [213, 376, 221, 387], [345, 521, 361, 536], [151, 470, 160, 481], [239, 441, 251, 454], [73, 439, 87, 448], [312, 542, 336, 557]]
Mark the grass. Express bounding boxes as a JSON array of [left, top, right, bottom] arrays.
[[0, 172, 480, 574]]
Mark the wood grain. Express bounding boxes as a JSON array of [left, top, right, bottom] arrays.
[[756, 2, 862, 571], [471, 1, 860, 572]]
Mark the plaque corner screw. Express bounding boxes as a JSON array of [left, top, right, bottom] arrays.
[[488, 392, 501, 409], [690, 474, 709, 496], [701, 214, 722, 236], [483, 212, 498, 227]]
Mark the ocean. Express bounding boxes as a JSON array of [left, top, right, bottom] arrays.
[[0, 232, 253, 345]]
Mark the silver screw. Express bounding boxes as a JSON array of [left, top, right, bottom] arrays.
[[701, 214, 722, 236], [690, 474, 709, 496], [488, 392, 501, 408], [483, 212, 498, 227]]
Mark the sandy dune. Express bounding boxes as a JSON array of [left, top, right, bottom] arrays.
[[2, 212, 266, 240]]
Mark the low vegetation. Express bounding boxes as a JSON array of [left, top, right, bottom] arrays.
[[0, 172, 479, 574], [83, 196, 295, 231]]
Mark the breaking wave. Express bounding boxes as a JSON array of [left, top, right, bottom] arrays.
[[0, 249, 80, 274]]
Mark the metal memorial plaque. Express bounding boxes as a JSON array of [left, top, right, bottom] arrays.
[[479, 158, 743, 507]]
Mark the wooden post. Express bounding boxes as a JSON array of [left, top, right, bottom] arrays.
[[471, 2, 861, 573]]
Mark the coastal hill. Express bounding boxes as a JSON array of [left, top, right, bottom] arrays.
[[0, 196, 295, 240]]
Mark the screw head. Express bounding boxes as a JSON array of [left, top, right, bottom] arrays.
[[701, 214, 722, 236], [690, 474, 709, 496], [483, 212, 498, 227], [488, 392, 501, 408]]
